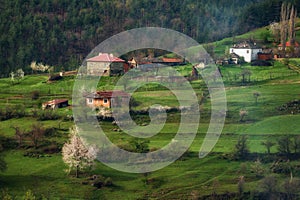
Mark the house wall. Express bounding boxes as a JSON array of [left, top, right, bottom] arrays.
[[258, 54, 273, 61], [251, 49, 262, 61], [86, 98, 111, 108], [87, 62, 124, 76], [87, 62, 110, 76], [230, 48, 262, 63]]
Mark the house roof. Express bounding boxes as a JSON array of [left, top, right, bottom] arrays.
[[42, 99, 68, 106], [278, 41, 300, 47], [128, 58, 137, 64], [231, 41, 261, 49], [87, 53, 125, 62], [230, 52, 240, 58], [162, 58, 183, 63], [85, 91, 130, 99]]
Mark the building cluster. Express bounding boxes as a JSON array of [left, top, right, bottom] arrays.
[[218, 40, 300, 65]]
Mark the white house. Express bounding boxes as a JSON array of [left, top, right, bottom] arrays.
[[229, 41, 262, 63]]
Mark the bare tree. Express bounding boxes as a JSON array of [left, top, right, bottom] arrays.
[[239, 109, 248, 122], [62, 126, 97, 178], [277, 135, 292, 157], [280, 3, 297, 57], [0, 144, 7, 172], [253, 92, 261, 105], [288, 5, 297, 47], [292, 135, 300, 154], [237, 176, 245, 199], [240, 69, 251, 84], [28, 123, 45, 148], [261, 140, 275, 155], [280, 2, 291, 56], [12, 126, 26, 148], [261, 176, 278, 200], [234, 135, 249, 160]]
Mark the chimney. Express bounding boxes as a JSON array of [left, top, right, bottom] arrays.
[[98, 53, 102, 56], [110, 54, 114, 57]]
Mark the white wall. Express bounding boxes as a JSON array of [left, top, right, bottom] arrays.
[[230, 48, 262, 63]]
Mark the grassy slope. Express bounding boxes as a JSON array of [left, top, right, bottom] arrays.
[[1, 29, 300, 199]]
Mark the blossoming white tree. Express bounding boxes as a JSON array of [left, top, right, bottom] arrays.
[[30, 61, 50, 73], [62, 126, 97, 178]]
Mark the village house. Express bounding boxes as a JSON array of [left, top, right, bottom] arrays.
[[257, 50, 273, 61], [278, 41, 300, 51], [230, 52, 240, 64], [86, 53, 126, 76], [85, 90, 130, 109], [278, 41, 300, 57], [42, 99, 69, 110], [230, 41, 262, 63]]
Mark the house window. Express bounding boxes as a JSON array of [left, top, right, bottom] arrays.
[[103, 98, 108, 104], [88, 98, 93, 104], [247, 50, 249, 54]]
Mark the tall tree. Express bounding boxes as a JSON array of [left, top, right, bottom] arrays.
[[288, 5, 297, 46], [280, 2, 291, 56]]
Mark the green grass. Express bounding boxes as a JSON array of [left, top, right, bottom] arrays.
[[1, 57, 300, 199]]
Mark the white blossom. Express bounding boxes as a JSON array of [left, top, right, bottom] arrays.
[[62, 126, 96, 177]]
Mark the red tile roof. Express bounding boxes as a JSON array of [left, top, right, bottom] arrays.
[[162, 58, 183, 63], [85, 91, 130, 99], [87, 53, 125, 62], [278, 41, 300, 47]]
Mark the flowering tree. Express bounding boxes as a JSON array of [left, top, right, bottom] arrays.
[[62, 126, 97, 178], [30, 61, 50, 73]]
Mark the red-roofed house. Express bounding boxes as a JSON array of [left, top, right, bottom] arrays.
[[85, 90, 130, 108], [87, 53, 126, 76], [278, 41, 300, 51]]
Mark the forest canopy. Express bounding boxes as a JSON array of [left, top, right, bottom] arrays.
[[0, 0, 299, 77]]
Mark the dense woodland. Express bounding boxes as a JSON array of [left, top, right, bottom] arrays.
[[0, 0, 299, 77]]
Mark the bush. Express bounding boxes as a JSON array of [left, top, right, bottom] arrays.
[[88, 175, 113, 188], [251, 60, 272, 66], [48, 74, 62, 81], [44, 128, 57, 137], [31, 90, 40, 100], [38, 110, 60, 121], [41, 143, 61, 154]]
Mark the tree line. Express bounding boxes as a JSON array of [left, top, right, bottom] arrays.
[[0, 0, 299, 77]]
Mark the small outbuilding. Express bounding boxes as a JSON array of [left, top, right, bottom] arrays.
[[42, 99, 69, 110]]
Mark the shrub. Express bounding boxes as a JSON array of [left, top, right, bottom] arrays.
[[48, 74, 62, 81], [38, 110, 60, 121], [31, 90, 40, 100]]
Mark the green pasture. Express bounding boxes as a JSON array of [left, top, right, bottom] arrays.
[[0, 58, 300, 199]]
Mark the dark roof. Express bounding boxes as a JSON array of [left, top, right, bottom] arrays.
[[42, 99, 68, 106], [85, 91, 130, 99], [230, 53, 240, 58], [232, 41, 261, 49], [87, 53, 125, 62]]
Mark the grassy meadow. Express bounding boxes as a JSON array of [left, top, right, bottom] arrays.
[[0, 57, 300, 199]]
